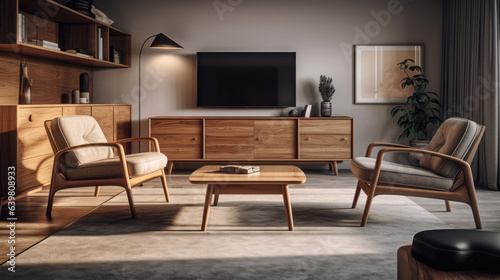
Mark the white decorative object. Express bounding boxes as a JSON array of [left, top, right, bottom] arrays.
[[20, 62, 33, 104], [80, 91, 89, 104]]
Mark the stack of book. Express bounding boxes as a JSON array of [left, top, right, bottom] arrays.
[[28, 40, 60, 51]]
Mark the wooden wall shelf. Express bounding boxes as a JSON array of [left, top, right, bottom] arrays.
[[0, 0, 131, 68]]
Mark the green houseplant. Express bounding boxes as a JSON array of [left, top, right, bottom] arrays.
[[318, 75, 336, 117], [390, 59, 442, 142]]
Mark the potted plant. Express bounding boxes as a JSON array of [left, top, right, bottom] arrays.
[[318, 75, 336, 117], [390, 59, 442, 162]]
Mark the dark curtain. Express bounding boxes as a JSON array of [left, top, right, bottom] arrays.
[[442, 0, 500, 190]]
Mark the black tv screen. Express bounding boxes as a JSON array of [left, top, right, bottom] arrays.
[[197, 52, 296, 107]]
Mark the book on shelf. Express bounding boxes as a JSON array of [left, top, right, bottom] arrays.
[[28, 40, 60, 50], [18, 13, 27, 43], [97, 28, 104, 60]]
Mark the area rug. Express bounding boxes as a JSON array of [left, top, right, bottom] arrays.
[[1, 173, 450, 279]]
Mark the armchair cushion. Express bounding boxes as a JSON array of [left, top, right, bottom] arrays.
[[420, 118, 481, 178], [64, 152, 168, 180], [51, 115, 113, 168], [351, 157, 455, 191]]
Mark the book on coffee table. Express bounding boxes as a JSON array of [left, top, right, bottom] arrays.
[[220, 165, 260, 174]]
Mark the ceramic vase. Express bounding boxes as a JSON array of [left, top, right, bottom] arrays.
[[321, 101, 332, 117]]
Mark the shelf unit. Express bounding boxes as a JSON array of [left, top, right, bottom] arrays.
[[0, 0, 131, 68]]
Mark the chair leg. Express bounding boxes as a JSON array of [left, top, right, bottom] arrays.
[[445, 200, 451, 212], [360, 193, 375, 227], [46, 183, 56, 216], [352, 181, 362, 209], [94, 186, 100, 197], [124, 181, 137, 219], [160, 169, 170, 203], [467, 186, 482, 229]]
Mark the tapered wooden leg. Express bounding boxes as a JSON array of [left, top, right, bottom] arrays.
[[202, 185, 214, 231], [445, 200, 451, 212], [166, 162, 174, 175], [214, 194, 219, 206], [332, 161, 338, 176], [46, 185, 56, 216], [160, 169, 170, 202], [282, 185, 294, 231], [124, 182, 137, 219], [467, 186, 482, 229], [94, 186, 100, 197], [352, 181, 362, 208], [361, 194, 374, 227], [46, 168, 59, 216], [361, 182, 378, 227]]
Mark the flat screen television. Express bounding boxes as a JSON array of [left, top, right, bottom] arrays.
[[197, 52, 296, 108]]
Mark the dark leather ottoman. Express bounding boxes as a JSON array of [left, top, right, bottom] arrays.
[[398, 229, 500, 280]]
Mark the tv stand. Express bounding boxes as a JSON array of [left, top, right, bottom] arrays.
[[149, 116, 353, 175]]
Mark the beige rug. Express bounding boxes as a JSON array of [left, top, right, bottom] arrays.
[[1, 172, 451, 279]]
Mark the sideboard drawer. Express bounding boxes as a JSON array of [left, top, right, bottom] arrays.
[[18, 107, 62, 129], [151, 119, 203, 135], [156, 134, 202, 159], [300, 120, 351, 135], [300, 135, 351, 159]]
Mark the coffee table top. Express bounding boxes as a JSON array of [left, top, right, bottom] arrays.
[[189, 165, 306, 185]]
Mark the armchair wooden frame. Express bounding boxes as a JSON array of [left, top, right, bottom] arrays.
[[352, 124, 485, 229], [44, 120, 170, 218]]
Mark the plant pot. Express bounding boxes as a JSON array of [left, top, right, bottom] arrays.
[[409, 139, 430, 166], [321, 101, 331, 117]]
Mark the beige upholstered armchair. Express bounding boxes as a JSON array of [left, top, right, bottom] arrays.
[[351, 118, 485, 228], [44, 115, 170, 218]]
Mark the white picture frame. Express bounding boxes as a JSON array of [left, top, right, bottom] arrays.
[[354, 45, 423, 104]]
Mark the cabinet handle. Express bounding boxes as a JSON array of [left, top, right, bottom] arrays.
[[255, 137, 259, 141], [192, 137, 197, 141], [341, 137, 347, 141], [305, 137, 311, 141], [29, 114, 35, 122]]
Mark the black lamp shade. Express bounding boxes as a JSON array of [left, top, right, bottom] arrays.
[[150, 33, 183, 49]]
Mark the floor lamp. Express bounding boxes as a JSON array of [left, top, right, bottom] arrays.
[[138, 33, 183, 152]]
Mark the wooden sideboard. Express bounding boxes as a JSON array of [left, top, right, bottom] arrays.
[[0, 104, 131, 205], [149, 117, 353, 175]]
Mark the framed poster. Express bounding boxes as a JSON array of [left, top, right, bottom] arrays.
[[354, 45, 423, 104]]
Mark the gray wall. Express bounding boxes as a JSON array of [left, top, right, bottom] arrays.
[[93, 0, 443, 169]]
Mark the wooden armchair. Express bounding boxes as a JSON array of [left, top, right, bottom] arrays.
[[44, 115, 170, 218], [351, 118, 485, 228]]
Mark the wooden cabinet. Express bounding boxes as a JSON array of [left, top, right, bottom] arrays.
[[150, 119, 203, 160], [0, 104, 131, 204], [205, 120, 255, 159], [149, 117, 353, 175], [255, 120, 297, 159], [299, 119, 352, 159], [0, 0, 131, 68]]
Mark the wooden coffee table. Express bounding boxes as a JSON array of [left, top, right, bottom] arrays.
[[189, 165, 306, 231]]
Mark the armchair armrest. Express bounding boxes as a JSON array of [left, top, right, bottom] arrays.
[[365, 142, 412, 157], [114, 137, 161, 152]]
